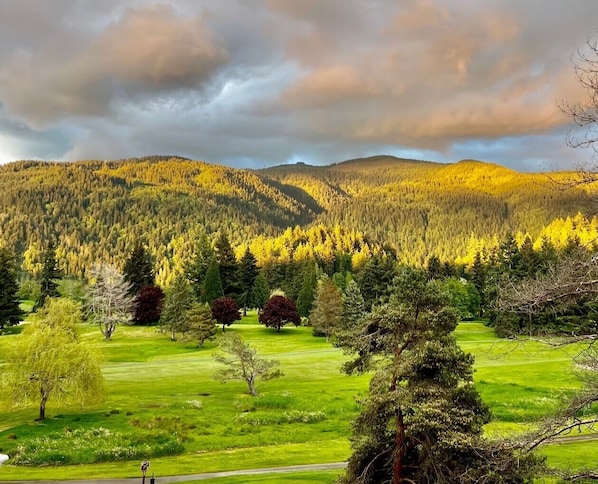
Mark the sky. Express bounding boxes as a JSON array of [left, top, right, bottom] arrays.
[[0, 0, 597, 172]]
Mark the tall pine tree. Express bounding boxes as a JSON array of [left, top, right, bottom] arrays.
[[214, 232, 240, 300], [187, 231, 214, 300], [0, 247, 23, 329], [35, 241, 62, 310], [123, 242, 155, 296], [202, 256, 224, 304], [238, 247, 259, 315]]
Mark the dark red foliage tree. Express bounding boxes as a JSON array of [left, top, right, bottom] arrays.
[[134, 285, 165, 325], [259, 295, 301, 332], [211, 297, 241, 332]]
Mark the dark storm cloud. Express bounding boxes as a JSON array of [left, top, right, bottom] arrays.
[[0, 0, 596, 169]]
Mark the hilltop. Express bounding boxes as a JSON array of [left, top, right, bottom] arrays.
[[0, 155, 593, 281]]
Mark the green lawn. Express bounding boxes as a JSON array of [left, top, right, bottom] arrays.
[[0, 316, 595, 481]]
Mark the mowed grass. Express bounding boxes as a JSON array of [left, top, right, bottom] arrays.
[[0, 316, 595, 481]]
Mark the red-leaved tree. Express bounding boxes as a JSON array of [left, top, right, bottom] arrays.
[[134, 285, 165, 325], [259, 295, 301, 332], [211, 297, 241, 332]]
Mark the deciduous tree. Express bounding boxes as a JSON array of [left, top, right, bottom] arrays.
[[213, 333, 281, 396], [133, 285, 165, 325], [259, 295, 300, 332], [2, 298, 103, 420], [211, 297, 241, 332], [86, 263, 134, 340]]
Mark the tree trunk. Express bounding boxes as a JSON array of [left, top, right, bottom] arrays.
[[222, 323, 226, 333], [248, 378, 258, 397], [39, 393, 48, 420], [392, 406, 406, 484]]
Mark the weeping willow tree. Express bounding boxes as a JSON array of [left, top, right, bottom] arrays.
[[2, 298, 103, 420]]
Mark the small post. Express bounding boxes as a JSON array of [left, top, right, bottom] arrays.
[[140, 460, 150, 484], [150, 472, 155, 484]]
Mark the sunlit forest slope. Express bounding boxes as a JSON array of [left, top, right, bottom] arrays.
[[0, 155, 593, 281]]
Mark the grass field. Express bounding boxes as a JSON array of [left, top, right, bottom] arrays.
[[0, 315, 595, 481]]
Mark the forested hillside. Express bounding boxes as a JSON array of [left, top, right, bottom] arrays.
[[0, 155, 594, 282], [262, 156, 595, 264]]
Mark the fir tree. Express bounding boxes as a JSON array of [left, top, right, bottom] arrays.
[[342, 279, 366, 331], [0, 247, 24, 329], [296, 262, 318, 318], [35, 241, 62, 310], [214, 232, 240, 300], [309, 275, 344, 341], [123, 242, 155, 296], [357, 255, 396, 310], [202, 256, 224, 304], [183, 302, 217, 346], [160, 274, 195, 341], [187, 232, 214, 300], [238, 247, 259, 315], [250, 271, 270, 312]]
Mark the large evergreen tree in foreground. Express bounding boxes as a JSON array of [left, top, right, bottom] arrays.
[[337, 267, 541, 483]]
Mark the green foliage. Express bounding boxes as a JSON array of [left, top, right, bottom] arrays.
[[250, 271, 270, 310], [182, 302, 217, 346], [2, 298, 103, 420], [201, 256, 224, 304], [238, 248, 259, 313], [214, 333, 282, 397], [214, 232, 241, 300], [309, 275, 344, 340], [160, 274, 195, 341], [0, 246, 23, 329], [123, 242, 155, 295], [35, 240, 62, 310], [296, 262, 318, 318], [337, 268, 541, 483], [187, 231, 215, 300], [10, 426, 183, 466], [342, 279, 366, 331]]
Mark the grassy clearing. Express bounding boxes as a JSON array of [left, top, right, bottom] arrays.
[[0, 316, 595, 481]]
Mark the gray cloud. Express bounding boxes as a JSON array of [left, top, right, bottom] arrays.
[[0, 0, 596, 170]]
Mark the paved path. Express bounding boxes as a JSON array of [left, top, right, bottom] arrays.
[[0, 462, 347, 484]]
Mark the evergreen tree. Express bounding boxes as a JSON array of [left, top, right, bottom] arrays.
[[426, 254, 443, 280], [309, 275, 344, 341], [336, 267, 541, 483], [238, 247, 259, 315], [342, 279, 366, 331], [214, 232, 241, 300], [356, 255, 396, 310], [35, 241, 62, 310], [183, 302, 217, 346], [469, 250, 487, 315], [296, 262, 318, 318], [202, 256, 224, 304], [0, 247, 24, 329], [160, 274, 195, 341], [250, 271, 270, 312], [123, 242, 155, 296], [187, 231, 214, 300]]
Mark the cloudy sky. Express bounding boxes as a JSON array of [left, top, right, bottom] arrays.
[[0, 0, 597, 171]]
